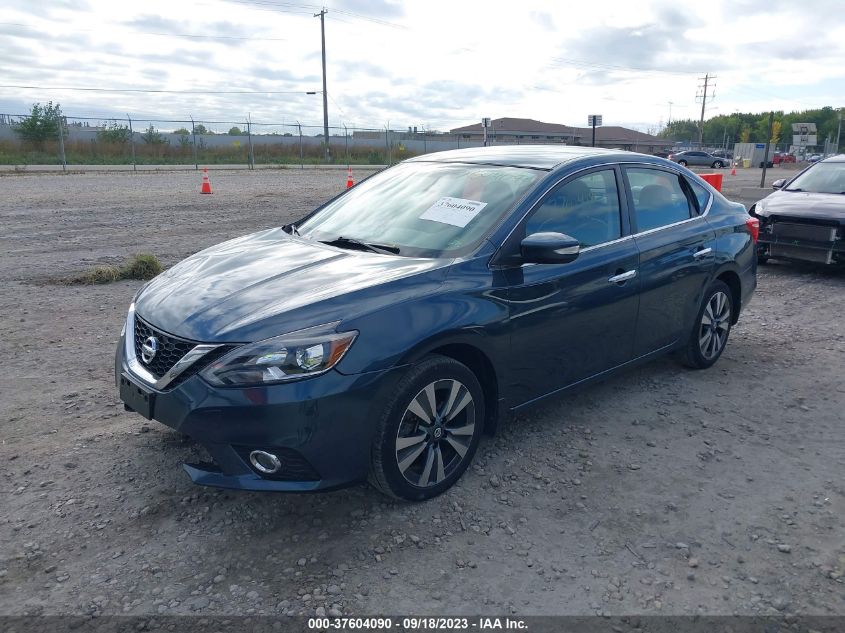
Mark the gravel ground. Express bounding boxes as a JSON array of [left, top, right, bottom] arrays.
[[1, 167, 843, 618]]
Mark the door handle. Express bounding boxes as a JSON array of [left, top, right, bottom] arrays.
[[693, 247, 713, 259], [608, 270, 637, 284]]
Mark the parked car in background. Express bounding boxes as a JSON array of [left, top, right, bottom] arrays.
[[750, 154, 845, 266], [711, 150, 733, 159], [652, 151, 670, 158], [807, 154, 822, 163], [117, 146, 758, 501], [772, 153, 797, 165], [668, 150, 727, 168]]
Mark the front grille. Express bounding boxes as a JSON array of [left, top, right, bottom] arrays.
[[234, 446, 321, 481], [771, 222, 836, 242], [770, 244, 833, 264], [134, 317, 195, 379]]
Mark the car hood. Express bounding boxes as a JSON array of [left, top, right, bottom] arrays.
[[134, 228, 450, 342], [756, 190, 845, 223]]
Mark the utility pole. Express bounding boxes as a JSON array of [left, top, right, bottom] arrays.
[[836, 108, 842, 155], [667, 101, 673, 127], [696, 73, 716, 148], [315, 8, 330, 163], [760, 111, 774, 188]]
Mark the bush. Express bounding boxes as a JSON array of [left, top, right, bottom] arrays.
[[97, 123, 132, 144], [14, 102, 65, 145]]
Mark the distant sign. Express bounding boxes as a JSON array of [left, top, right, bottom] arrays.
[[792, 122, 817, 146], [588, 115, 603, 126], [482, 117, 491, 127]]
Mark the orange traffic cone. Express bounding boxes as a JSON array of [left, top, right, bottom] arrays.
[[730, 162, 736, 176], [200, 167, 213, 194], [346, 166, 354, 189]]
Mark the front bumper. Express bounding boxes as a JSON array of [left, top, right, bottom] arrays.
[[116, 331, 403, 492], [757, 218, 845, 265]]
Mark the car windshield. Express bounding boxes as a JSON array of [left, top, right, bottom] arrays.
[[786, 162, 845, 193], [297, 161, 542, 257]]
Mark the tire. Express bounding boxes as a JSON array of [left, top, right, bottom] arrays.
[[712, 161, 723, 168], [680, 281, 734, 370], [678, 160, 688, 167], [369, 355, 485, 501]]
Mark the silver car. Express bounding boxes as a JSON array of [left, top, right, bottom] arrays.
[[668, 150, 726, 168]]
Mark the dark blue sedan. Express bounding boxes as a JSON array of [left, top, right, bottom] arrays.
[[116, 146, 758, 501]]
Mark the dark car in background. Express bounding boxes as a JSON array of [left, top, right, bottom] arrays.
[[117, 146, 758, 501], [669, 150, 727, 168], [751, 154, 845, 265]]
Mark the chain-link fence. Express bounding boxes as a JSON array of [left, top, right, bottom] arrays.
[[0, 112, 496, 169]]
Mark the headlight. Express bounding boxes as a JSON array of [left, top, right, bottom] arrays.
[[199, 323, 357, 387]]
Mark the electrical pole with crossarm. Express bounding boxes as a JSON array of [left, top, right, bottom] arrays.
[[315, 8, 330, 163], [696, 73, 716, 148]]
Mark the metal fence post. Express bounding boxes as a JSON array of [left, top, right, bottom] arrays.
[[385, 127, 390, 166], [344, 125, 349, 167], [246, 118, 254, 169], [57, 115, 67, 171], [190, 115, 198, 170], [127, 114, 136, 172], [298, 121, 303, 169]]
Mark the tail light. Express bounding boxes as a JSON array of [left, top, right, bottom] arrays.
[[745, 217, 760, 243]]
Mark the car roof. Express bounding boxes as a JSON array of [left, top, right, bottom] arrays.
[[820, 154, 845, 163], [405, 144, 633, 170]]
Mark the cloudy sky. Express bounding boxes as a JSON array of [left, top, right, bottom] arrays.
[[1, 0, 843, 133]]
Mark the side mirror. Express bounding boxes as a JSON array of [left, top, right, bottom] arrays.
[[772, 179, 786, 190], [520, 232, 580, 264]]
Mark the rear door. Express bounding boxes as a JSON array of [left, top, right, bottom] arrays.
[[503, 167, 640, 403], [623, 166, 715, 357]]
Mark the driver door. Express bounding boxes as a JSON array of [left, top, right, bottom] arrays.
[[502, 167, 641, 404]]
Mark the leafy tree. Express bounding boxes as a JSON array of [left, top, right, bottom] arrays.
[[228, 126, 242, 135], [173, 127, 190, 135], [770, 120, 782, 145], [740, 127, 751, 143], [192, 123, 208, 135], [141, 124, 167, 145], [96, 122, 132, 144], [14, 102, 65, 144]]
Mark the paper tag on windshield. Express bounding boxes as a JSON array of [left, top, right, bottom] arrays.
[[419, 197, 488, 228]]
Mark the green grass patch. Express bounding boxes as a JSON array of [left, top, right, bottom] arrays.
[[64, 253, 163, 285]]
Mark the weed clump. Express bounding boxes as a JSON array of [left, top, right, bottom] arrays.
[[65, 253, 163, 285]]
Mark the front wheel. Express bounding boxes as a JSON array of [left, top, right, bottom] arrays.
[[680, 281, 733, 369], [369, 355, 484, 501], [678, 160, 688, 167], [712, 160, 724, 168]]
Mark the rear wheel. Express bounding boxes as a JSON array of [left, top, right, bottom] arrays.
[[678, 160, 688, 167], [681, 281, 733, 369], [369, 355, 484, 501], [712, 160, 724, 168]]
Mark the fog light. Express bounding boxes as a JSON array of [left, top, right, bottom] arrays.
[[249, 450, 282, 474]]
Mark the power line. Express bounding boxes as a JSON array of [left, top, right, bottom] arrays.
[[0, 21, 290, 42], [229, 0, 409, 29], [0, 84, 319, 95], [550, 57, 701, 77]]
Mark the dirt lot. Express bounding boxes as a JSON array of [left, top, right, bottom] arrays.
[[1, 167, 843, 618]]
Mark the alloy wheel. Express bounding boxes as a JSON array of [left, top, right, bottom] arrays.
[[699, 290, 731, 360], [395, 379, 476, 488]]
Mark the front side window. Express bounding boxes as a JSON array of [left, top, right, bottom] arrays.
[[626, 167, 693, 232], [524, 169, 623, 247], [298, 162, 542, 258]]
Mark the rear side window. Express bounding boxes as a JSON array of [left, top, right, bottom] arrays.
[[626, 167, 694, 232], [686, 178, 711, 214]]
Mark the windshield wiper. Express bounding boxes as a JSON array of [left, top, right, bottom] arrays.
[[319, 236, 400, 255], [282, 223, 300, 235], [783, 187, 803, 192]]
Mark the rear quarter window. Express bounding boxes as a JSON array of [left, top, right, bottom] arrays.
[[686, 178, 711, 214]]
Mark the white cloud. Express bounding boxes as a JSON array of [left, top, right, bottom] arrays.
[[0, 0, 842, 132]]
